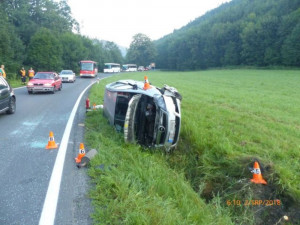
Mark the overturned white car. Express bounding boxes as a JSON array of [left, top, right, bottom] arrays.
[[103, 77, 182, 151]]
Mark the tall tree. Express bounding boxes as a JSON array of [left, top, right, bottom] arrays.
[[26, 28, 63, 71], [60, 32, 87, 72], [126, 33, 157, 66], [104, 41, 123, 64]]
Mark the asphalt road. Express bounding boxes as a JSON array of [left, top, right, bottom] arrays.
[[0, 73, 113, 225]]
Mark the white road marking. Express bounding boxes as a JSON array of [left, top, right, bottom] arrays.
[[39, 79, 100, 225]]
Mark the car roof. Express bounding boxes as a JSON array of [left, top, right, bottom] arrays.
[[36, 72, 56, 73], [105, 80, 162, 97]]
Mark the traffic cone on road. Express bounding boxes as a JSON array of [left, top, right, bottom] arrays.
[[143, 76, 151, 90], [250, 161, 267, 184], [75, 143, 86, 164], [45, 131, 58, 149]]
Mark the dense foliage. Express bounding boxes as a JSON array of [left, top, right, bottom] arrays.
[[155, 0, 300, 70], [0, 0, 123, 77], [126, 33, 157, 66]]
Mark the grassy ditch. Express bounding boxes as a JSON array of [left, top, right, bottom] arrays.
[[85, 69, 300, 224]]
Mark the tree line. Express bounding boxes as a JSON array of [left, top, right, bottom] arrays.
[[0, 0, 123, 78], [155, 0, 300, 70]]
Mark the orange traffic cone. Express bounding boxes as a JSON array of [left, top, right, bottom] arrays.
[[75, 143, 86, 164], [250, 161, 267, 184], [45, 131, 58, 149], [93, 103, 96, 110], [143, 76, 151, 90]]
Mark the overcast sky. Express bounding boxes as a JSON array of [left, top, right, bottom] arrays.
[[67, 0, 231, 48]]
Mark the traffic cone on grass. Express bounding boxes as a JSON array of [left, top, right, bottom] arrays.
[[75, 143, 86, 164], [250, 161, 267, 184], [45, 131, 58, 149]]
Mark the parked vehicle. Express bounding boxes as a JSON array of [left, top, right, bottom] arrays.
[[103, 77, 182, 151], [27, 72, 62, 94], [122, 64, 137, 72], [59, 70, 76, 82], [0, 76, 16, 114], [104, 63, 121, 73], [138, 66, 145, 71]]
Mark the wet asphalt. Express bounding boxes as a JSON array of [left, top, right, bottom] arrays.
[[0, 73, 113, 225]]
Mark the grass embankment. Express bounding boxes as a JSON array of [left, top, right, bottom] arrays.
[[6, 74, 26, 88], [85, 69, 300, 224]]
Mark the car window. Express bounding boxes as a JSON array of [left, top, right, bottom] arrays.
[[34, 73, 54, 79], [0, 78, 8, 90]]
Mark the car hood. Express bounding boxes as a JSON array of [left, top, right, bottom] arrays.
[[28, 79, 54, 84], [60, 74, 73, 77]]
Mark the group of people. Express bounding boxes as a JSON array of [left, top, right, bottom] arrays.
[[0, 65, 6, 79], [0, 64, 35, 85], [19, 67, 35, 85]]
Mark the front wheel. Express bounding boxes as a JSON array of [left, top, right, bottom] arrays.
[[6, 97, 16, 114]]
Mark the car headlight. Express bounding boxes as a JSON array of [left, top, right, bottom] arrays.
[[44, 83, 52, 87], [27, 83, 33, 86]]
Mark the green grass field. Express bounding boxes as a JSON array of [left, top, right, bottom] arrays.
[[85, 69, 300, 224]]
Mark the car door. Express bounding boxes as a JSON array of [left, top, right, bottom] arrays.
[[0, 78, 10, 110]]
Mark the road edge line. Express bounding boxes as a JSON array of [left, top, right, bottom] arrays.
[[39, 79, 100, 225]]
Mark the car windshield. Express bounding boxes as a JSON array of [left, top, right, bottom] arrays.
[[60, 70, 72, 74], [34, 73, 54, 80]]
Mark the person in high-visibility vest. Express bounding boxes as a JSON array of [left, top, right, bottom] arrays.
[[20, 67, 26, 85], [28, 67, 35, 80], [0, 65, 6, 79]]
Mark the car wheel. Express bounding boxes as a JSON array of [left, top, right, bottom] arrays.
[[28, 90, 33, 94], [6, 97, 16, 114]]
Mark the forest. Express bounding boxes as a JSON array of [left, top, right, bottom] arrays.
[[155, 0, 300, 70], [1, 0, 299, 76], [0, 0, 123, 78]]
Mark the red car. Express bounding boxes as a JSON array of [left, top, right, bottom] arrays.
[[27, 72, 62, 94]]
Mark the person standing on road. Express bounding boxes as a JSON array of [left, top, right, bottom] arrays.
[[28, 67, 35, 80], [0, 65, 6, 79], [20, 67, 26, 85]]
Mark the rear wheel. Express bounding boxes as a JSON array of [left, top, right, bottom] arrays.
[[6, 97, 16, 114]]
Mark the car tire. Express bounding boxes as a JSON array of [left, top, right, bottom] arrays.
[[28, 90, 33, 94], [6, 97, 16, 114]]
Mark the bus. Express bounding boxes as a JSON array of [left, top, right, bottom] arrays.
[[79, 60, 98, 78], [104, 63, 121, 73], [122, 64, 137, 72]]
